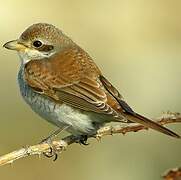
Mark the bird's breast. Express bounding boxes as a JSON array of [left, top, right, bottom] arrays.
[[18, 66, 65, 126]]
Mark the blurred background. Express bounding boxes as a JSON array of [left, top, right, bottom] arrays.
[[0, 0, 181, 179]]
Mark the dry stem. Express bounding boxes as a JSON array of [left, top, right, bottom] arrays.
[[0, 111, 180, 166]]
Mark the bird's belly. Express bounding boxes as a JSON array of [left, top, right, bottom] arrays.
[[27, 96, 98, 135]]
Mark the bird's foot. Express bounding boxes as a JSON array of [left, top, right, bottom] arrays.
[[78, 135, 89, 146], [40, 126, 69, 161], [41, 135, 59, 161], [43, 145, 59, 161]]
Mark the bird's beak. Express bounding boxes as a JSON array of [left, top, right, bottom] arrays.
[[3, 40, 26, 51]]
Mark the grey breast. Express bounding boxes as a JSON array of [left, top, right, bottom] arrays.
[[17, 65, 66, 127]]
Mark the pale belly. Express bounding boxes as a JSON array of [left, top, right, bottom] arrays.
[[18, 67, 105, 135]]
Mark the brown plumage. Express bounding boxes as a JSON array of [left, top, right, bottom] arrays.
[[4, 23, 180, 138]]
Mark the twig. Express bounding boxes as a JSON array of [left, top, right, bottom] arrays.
[[0, 112, 180, 166]]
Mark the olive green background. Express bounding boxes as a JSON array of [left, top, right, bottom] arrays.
[[0, 1, 181, 180]]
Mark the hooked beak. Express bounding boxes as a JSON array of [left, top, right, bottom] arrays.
[[3, 40, 26, 51]]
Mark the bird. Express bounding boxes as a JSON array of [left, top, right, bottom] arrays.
[[3, 23, 180, 142]]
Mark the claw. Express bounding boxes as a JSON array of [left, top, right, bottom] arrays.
[[53, 153, 58, 161], [79, 135, 89, 146], [80, 140, 89, 146], [43, 146, 59, 161]]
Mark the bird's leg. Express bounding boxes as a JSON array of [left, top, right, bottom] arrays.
[[79, 135, 89, 146], [41, 126, 70, 161], [41, 126, 69, 143]]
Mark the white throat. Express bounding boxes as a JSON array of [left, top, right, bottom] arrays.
[[18, 49, 55, 64]]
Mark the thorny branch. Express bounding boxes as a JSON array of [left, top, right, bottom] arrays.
[[0, 111, 180, 167]]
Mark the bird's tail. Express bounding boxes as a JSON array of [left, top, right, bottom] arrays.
[[124, 113, 180, 138]]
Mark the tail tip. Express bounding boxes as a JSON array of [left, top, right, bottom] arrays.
[[173, 134, 180, 139]]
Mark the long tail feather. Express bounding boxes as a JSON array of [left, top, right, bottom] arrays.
[[125, 113, 180, 138]]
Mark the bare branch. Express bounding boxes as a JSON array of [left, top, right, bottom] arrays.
[[0, 112, 180, 166]]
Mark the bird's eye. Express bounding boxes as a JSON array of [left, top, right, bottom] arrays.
[[33, 40, 42, 48]]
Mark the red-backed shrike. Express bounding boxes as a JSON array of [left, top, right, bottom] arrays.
[[3, 23, 180, 141]]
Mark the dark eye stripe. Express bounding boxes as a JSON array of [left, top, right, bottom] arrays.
[[38, 45, 54, 52]]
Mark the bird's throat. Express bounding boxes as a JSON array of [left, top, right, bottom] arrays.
[[18, 49, 55, 65]]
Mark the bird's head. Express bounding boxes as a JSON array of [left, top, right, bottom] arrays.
[[3, 23, 73, 64]]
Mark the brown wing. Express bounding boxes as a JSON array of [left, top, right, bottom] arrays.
[[24, 46, 126, 121]]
